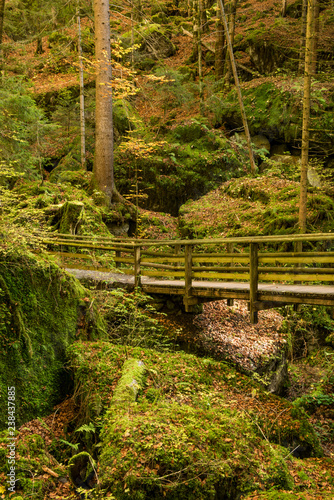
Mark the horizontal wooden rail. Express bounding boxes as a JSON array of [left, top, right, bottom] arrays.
[[40, 232, 334, 323]]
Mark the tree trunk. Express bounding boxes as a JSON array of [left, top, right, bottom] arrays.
[[134, 0, 142, 22], [93, 0, 115, 202], [224, 0, 238, 86], [299, 0, 316, 232], [77, 9, 86, 170], [298, 0, 308, 74], [197, 0, 204, 114], [215, 1, 225, 80], [281, 0, 287, 16], [218, 0, 256, 175], [311, 0, 319, 74], [0, 0, 5, 69], [35, 37, 44, 55], [201, 0, 209, 32]]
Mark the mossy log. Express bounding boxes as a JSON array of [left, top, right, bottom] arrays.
[[68, 451, 96, 490], [112, 358, 146, 405]]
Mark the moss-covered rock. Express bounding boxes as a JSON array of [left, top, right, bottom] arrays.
[[0, 233, 104, 429], [120, 23, 176, 64], [179, 175, 334, 238], [67, 341, 324, 499], [212, 78, 334, 155], [115, 121, 248, 215]]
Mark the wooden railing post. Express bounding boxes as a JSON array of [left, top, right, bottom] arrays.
[[226, 242, 234, 307], [249, 242, 258, 324], [174, 244, 181, 272], [115, 249, 121, 269], [134, 245, 141, 289], [294, 240, 302, 310], [184, 243, 195, 311]]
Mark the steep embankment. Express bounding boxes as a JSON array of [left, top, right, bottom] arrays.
[[179, 175, 334, 238], [0, 226, 103, 428]]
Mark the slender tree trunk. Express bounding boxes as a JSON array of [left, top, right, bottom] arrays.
[[131, 0, 134, 66], [298, 0, 308, 74], [311, 0, 319, 74], [281, 0, 287, 16], [94, 0, 115, 201], [215, 1, 225, 80], [133, 0, 142, 21], [201, 0, 209, 32], [77, 9, 86, 170], [218, 0, 256, 175], [224, 0, 238, 86], [35, 37, 44, 55], [0, 0, 5, 70], [299, 0, 316, 232], [197, 0, 204, 114]]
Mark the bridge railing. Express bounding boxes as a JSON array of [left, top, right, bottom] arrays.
[[38, 232, 334, 321]]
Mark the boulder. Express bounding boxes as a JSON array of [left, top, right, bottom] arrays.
[[121, 23, 176, 64]]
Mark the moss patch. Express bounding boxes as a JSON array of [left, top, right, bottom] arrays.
[[67, 341, 324, 498], [179, 175, 334, 238], [0, 231, 103, 428]]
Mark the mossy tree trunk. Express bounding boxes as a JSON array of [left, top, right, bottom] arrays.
[[215, 1, 225, 80], [197, 0, 204, 115], [299, 0, 316, 233], [112, 358, 146, 405], [54, 201, 85, 234]]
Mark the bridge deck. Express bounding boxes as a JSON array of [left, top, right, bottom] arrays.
[[66, 268, 334, 307], [51, 232, 334, 323], [142, 279, 334, 306]]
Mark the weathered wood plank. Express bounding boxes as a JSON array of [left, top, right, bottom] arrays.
[[141, 256, 187, 263], [193, 272, 249, 280], [192, 256, 250, 263], [114, 257, 135, 263], [42, 239, 135, 251], [259, 256, 334, 264], [48, 251, 92, 260], [141, 270, 185, 277], [141, 262, 184, 271], [259, 273, 334, 282]]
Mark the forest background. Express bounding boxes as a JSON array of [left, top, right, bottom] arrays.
[[0, 0, 334, 499]]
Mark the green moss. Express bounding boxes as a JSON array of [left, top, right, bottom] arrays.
[[214, 78, 334, 151], [0, 431, 67, 499], [0, 239, 104, 429], [67, 341, 323, 498], [115, 124, 246, 216], [112, 358, 147, 404], [179, 175, 334, 238]]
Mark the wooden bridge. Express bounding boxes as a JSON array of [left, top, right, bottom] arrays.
[[40, 232, 334, 324]]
